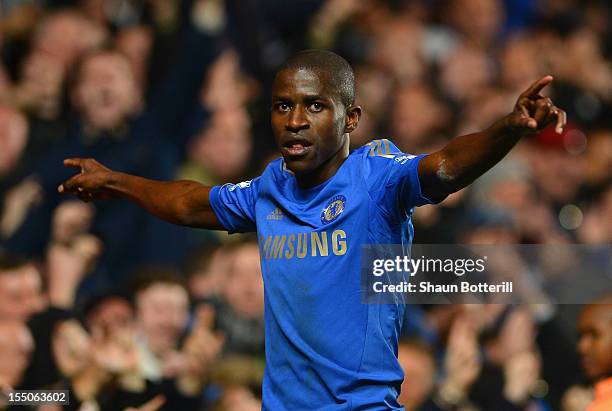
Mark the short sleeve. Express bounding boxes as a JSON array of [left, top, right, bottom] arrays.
[[209, 178, 260, 233], [393, 153, 438, 208], [364, 140, 443, 219]]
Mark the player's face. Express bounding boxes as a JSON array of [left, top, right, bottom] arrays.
[[577, 305, 612, 381], [271, 68, 348, 177]]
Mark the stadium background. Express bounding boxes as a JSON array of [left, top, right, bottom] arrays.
[[0, 0, 611, 410]]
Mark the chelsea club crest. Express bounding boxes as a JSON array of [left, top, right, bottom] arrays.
[[321, 195, 346, 224]]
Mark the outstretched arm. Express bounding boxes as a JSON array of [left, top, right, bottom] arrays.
[[418, 76, 567, 201], [58, 158, 224, 230]]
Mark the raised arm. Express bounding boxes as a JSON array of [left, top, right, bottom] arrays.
[[418, 76, 567, 201], [58, 158, 224, 230]]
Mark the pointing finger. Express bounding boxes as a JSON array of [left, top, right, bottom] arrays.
[[63, 158, 84, 169], [520, 75, 553, 99]]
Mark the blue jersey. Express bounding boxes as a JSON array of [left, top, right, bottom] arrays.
[[209, 139, 437, 410]]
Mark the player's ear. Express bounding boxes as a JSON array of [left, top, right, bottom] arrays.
[[344, 105, 361, 133]]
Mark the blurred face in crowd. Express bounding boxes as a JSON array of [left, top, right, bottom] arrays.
[[529, 146, 583, 204], [218, 385, 262, 411], [190, 109, 252, 181], [350, 66, 392, 148], [33, 11, 106, 68], [18, 51, 65, 119], [391, 83, 449, 151], [0, 321, 34, 387], [188, 247, 230, 300], [115, 25, 153, 90], [72, 52, 142, 131], [0, 264, 45, 322], [598, 188, 612, 241], [225, 244, 264, 318], [440, 46, 493, 103], [457, 88, 513, 134], [583, 130, 612, 186], [500, 36, 541, 92], [52, 320, 92, 378], [448, 0, 503, 48], [578, 303, 612, 381], [135, 282, 189, 356], [397, 343, 435, 410], [271, 67, 356, 177], [0, 106, 28, 177], [372, 19, 425, 82], [86, 296, 134, 334]]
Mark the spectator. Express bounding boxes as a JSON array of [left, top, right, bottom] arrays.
[[30, 10, 107, 70], [577, 295, 612, 411], [0, 105, 28, 178], [208, 355, 264, 411], [397, 339, 436, 411], [0, 320, 34, 388], [186, 243, 229, 301], [115, 25, 154, 92], [0, 105, 39, 241], [390, 82, 451, 152], [445, 0, 505, 51], [131, 267, 190, 381], [0, 254, 45, 322], [213, 241, 265, 357]]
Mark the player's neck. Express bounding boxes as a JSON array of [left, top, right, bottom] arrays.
[[295, 138, 350, 188]]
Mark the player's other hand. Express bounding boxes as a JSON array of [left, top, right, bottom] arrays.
[[58, 158, 116, 202], [508, 75, 567, 134]]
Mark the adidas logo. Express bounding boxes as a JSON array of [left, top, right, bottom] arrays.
[[267, 207, 284, 220]]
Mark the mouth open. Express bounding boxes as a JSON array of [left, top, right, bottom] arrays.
[[282, 138, 313, 157]]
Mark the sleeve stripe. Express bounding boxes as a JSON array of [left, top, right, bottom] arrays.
[[368, 141, 376, 156], [382, 139, 390, 155], [368, 139, 398, 158]]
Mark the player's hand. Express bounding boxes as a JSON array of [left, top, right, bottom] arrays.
[[508, 75, 566, 134], [58, 158, 116, 202]]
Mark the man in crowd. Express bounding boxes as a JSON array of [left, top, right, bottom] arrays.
[[578, 295, 612, 411], [0, 255, 45, 322]]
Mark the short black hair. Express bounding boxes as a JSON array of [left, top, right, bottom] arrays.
[[277, 49, 356, 107], [82, 290, 133, 319], [129, 265, 187, 297]]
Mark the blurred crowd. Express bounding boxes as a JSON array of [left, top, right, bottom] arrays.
[[0, 0, 611, 410]]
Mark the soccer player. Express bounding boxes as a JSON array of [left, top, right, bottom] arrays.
[[59, 50, 566, 410]]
